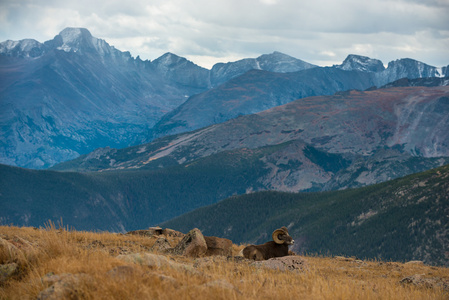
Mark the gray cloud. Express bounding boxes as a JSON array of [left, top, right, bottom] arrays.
[[0, 0, 448, 68]]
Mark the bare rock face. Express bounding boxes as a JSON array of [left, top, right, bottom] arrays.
[[400, 274, 449, 291], [251, 256, 308, 272], [151, 237, 172, 253], [37, 273, 92, 300], [169, 228, 207, 258], [204, 236, 233, 256]]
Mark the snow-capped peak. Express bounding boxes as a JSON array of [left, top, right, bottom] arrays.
[[338, 54, 385, 73], [59, 27, 92, 44], [0, 39, 45, 58], [53, 27, 124, 59]]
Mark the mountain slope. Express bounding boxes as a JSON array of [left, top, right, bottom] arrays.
[[153, 56, 445, 138], [0, 148, 272, 231], [161, 164, 449, 266], [0, 28, 210, 169], [210, 51, 317, 87], [54, 86, 449, 191], [2, 28, 446, 169]]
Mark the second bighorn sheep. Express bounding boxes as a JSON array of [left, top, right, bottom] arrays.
[[242, 226, 295, 261]]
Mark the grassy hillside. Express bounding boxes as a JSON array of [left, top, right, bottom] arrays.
[[162, 164, 449, 266], [1, 225, 448, 299]]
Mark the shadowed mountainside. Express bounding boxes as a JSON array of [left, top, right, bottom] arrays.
[[162, 164, 449, 266], [53, 85, 449, 192]]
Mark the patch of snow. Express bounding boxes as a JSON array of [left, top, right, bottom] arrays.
[[59, 28, 84, 44], [57, 45, 74, 53]]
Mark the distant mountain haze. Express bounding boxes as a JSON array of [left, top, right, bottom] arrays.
[[1, 27, 448, 169]]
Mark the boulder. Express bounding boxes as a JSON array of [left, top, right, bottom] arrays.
[[37, 273, 92, 300], [116, 253, 200, 275], [169, 228, 207, 258], [251, 256, 308, 272], [400, 274, 449, 291], [0, 263, 18, 284], [204, 236, 232, 256]]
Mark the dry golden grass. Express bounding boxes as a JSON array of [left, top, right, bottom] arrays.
[[1, 224, 448, 300]]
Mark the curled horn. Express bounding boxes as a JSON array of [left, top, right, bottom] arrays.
[[272, 227, 288, 244]]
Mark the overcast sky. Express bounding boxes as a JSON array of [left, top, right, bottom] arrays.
[[1, 0, 448, 69]]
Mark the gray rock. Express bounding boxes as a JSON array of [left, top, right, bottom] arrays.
[[116, 253, 200, 275], [151, 237, 172, 253], [37, 273, 91, 300], [0, 263, 18, 283], [168, 228, 207, 258], [251, 256, 308, 272], [400, 274, 449, 291]]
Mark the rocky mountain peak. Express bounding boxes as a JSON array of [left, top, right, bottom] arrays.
[[256, 51, 317, 73], [51, 27, 94, 52], [153, 52, 188, 67], [47, 27, 123, 58], [152, 52, 210, 89], [59, 27, 93, 44], [378, 58, 441, 84], [0, 39, 45, 58], [338, 54, 385, 72]]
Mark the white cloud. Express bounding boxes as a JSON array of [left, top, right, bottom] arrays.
[[0, 0, 448, 68]]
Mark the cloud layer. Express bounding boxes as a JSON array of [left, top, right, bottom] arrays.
[[1, 0, 448, 68]]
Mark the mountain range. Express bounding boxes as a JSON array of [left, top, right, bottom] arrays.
[[53, 83, 449, 192], [4, 82, 448, 230], [1, 27, 448, 169]]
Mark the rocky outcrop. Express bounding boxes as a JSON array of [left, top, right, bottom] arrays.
[[400, 274, 449, 291], [37, 273, 93, 300], [150, 237, 172, 253], [0, 263, 19, 284], [126, 227, 184, 238], [167, 228, 208, 258], [251, 256, 308, 272]]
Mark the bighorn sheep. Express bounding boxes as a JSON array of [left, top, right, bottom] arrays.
[[242, 226, 295, 261]]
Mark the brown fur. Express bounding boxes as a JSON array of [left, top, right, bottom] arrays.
[[243, 227, 294, 261]]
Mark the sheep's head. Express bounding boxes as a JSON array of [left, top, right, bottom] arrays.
[[272, 226, 294, 245]]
